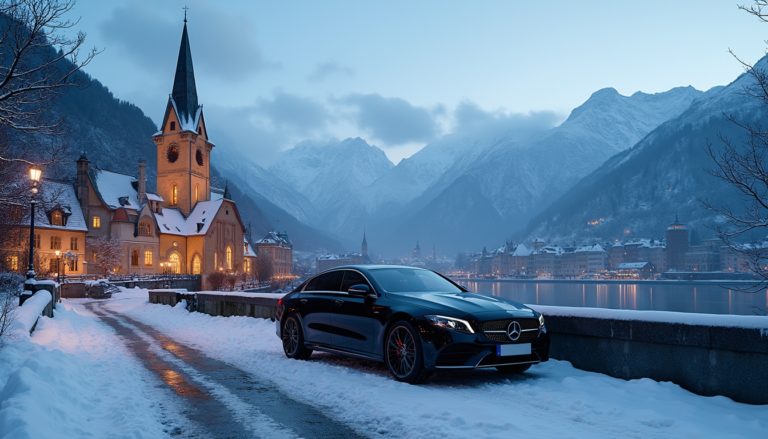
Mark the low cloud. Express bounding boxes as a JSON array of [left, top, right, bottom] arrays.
[[453, 101, 561, 137], [255, 92, 329, 134], [339, 93, 439, 146], [308, 61, 355, 82]]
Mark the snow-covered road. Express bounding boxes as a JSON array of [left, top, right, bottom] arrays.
[[106, 287, 768, 439], [2, 287, 767, 439]]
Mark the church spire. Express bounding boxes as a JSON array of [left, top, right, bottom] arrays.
[[171, 20, 199, 122]]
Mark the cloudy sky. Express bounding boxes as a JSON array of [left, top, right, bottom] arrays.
[[71, 0, 768, 165]]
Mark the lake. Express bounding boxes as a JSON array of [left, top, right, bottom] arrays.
[[458, 279, 768, 316]]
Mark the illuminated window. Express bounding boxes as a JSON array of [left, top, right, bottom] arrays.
[[226, 246, 233, 270], [131, 250, 139, 266], [214, 252, 218, 269], [243, 258, 250, 273], [144, 250, 153, 266], [50, 236, 61, 250], [169, 253, 181, 274], [51, 210, 63, 226], [191, 255, 201, 275], [172, 185, 178, 205], [70, 237, 78, 250], [7, 255, 18, 271], [92, 216, 101, 228]]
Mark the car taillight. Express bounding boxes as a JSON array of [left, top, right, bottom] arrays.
[[277, 297, 283, 307]]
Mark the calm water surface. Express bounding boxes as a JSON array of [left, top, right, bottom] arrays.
[[459, 280, 768, 316]]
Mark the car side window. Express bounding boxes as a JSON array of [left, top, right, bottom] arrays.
[[340, 270, 371, 292], [305, 271, 343, 292]]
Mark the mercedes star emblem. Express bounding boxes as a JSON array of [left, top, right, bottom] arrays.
[[507, 320, 522, 341]]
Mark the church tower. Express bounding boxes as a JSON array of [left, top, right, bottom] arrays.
[[153, 18, 213, 216]]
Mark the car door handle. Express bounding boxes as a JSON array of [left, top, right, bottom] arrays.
[[334, 299, 343, 306], [299, 299, 308, 304]]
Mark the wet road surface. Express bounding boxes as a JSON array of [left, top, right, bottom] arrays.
[[86, 302, 365, 439]]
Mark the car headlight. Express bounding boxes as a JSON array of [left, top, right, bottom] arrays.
[[538, 313, 547, 333], [425, 315, 474, 333]]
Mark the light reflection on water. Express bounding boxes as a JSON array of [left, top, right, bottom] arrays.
[[459, 280, 768, 316]]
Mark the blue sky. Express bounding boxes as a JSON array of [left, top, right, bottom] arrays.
[[72, 0, 768, 164]]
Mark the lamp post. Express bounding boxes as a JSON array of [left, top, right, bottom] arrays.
[[55, 250, 61, 284], [26, 166, 42, 279]]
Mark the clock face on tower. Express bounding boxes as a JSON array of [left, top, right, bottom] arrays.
[[167, 144, 179, 163]]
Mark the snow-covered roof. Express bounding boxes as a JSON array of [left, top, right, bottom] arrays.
[[26, 180, 88, 232], [512, 244, 532, 257], [146, 193, 163, 202], [537, 246, 563, 255], [617, 262, 651, 269], [210, 187, 224, 201], [153, 199, 224, 236], [255, 231, 292, 247], [575, 244, 605, 253], [244, 238, 257, 258], [91, 169, 140, 210]]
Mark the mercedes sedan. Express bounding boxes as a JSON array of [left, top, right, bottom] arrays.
[[275, 265, 549, 383]]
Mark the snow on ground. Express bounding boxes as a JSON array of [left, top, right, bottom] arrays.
[[108, 287, 768, 439], [0, 300, 184, 439]]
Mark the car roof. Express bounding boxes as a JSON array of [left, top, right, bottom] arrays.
[[327, 264, 428, 272]]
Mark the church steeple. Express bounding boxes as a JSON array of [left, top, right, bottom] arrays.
[[171, 21, 199, 122]]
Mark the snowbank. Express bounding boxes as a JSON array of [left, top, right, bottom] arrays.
[[0, 301, 186, 439], [531, 304, 768, 329], [7, 291, 51, 336], [107, 287, 768, 439]]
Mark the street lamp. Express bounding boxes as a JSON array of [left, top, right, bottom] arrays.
[[26, 166, 42, 279]]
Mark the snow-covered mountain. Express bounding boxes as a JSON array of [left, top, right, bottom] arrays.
[[523, 57, 768, 242], [366, 86, 703, 254], [269, 137, 393, 232]]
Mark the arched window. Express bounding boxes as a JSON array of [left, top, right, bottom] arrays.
[[191, 254, 201, 275], [226, 246, 233, 270], [194, 184, 199, 203], [131, 250, 139, 266], [171, 185, 178, 205], [169, 252, 181, 274]]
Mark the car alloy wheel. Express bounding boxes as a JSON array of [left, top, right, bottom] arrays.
[[282, 315, 312, 360], [385, 321, 427, 383]]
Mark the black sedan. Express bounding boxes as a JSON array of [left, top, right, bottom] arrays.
[[275, 265, 549, 383]]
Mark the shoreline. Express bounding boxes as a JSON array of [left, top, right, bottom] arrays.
[[459, 278, 764, 287]]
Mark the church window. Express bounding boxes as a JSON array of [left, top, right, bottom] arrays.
[[196, 149, 204, 166], [169, 252, 181, 274], [92, 216, 101, 229], [243, 258, 250, 274], [194, 184, 199, 203], [131, 250, 139, 266], [170, 121, 176, 131], [51, 210, 63, 226], [167, 145, 179, 163], [226, 245, 233, 270], [172, 185, 178, 205], [191, 255, 201, 275], [144, 250, 153, 266]]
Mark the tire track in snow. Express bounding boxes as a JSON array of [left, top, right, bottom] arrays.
[[88, 302, 364, 439]]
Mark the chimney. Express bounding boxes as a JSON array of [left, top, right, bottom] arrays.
[[138, 159, 147, 202], [76, 153, 90, 214]]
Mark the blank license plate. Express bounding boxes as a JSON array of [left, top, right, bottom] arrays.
[[497, 343, 531, 356]]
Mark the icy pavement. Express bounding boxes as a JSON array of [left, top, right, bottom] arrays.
[[106, 287, 768, 439]]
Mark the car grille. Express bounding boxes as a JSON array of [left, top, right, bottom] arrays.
[[481, 318, 540, 343]]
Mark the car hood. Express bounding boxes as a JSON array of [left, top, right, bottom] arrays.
[[391, 291, 536, 319]]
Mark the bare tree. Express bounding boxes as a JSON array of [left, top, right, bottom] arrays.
[[254, 252, 274, 283], [706, 1, 768, 283], [86, 236, 121, 275]]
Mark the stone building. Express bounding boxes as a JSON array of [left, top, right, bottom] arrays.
[[666, 216, 689, 271], [253, 231, 293, 278]]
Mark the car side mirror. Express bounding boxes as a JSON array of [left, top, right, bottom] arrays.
[[348, 284, 373, 297]]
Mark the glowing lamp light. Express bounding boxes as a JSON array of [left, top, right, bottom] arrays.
[[29, 167, 42, 183]]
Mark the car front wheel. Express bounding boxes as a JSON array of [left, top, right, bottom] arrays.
[[282, 314, 312, 360], [385, 321, 428, 383]]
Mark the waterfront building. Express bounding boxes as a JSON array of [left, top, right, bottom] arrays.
[[666, 216, 689, 271]]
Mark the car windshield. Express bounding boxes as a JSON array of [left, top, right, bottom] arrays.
[[371, 268, 463, 293]]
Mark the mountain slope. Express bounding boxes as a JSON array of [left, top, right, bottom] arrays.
[[369, 86, 703, 255], [523, 60, 767, 242]]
